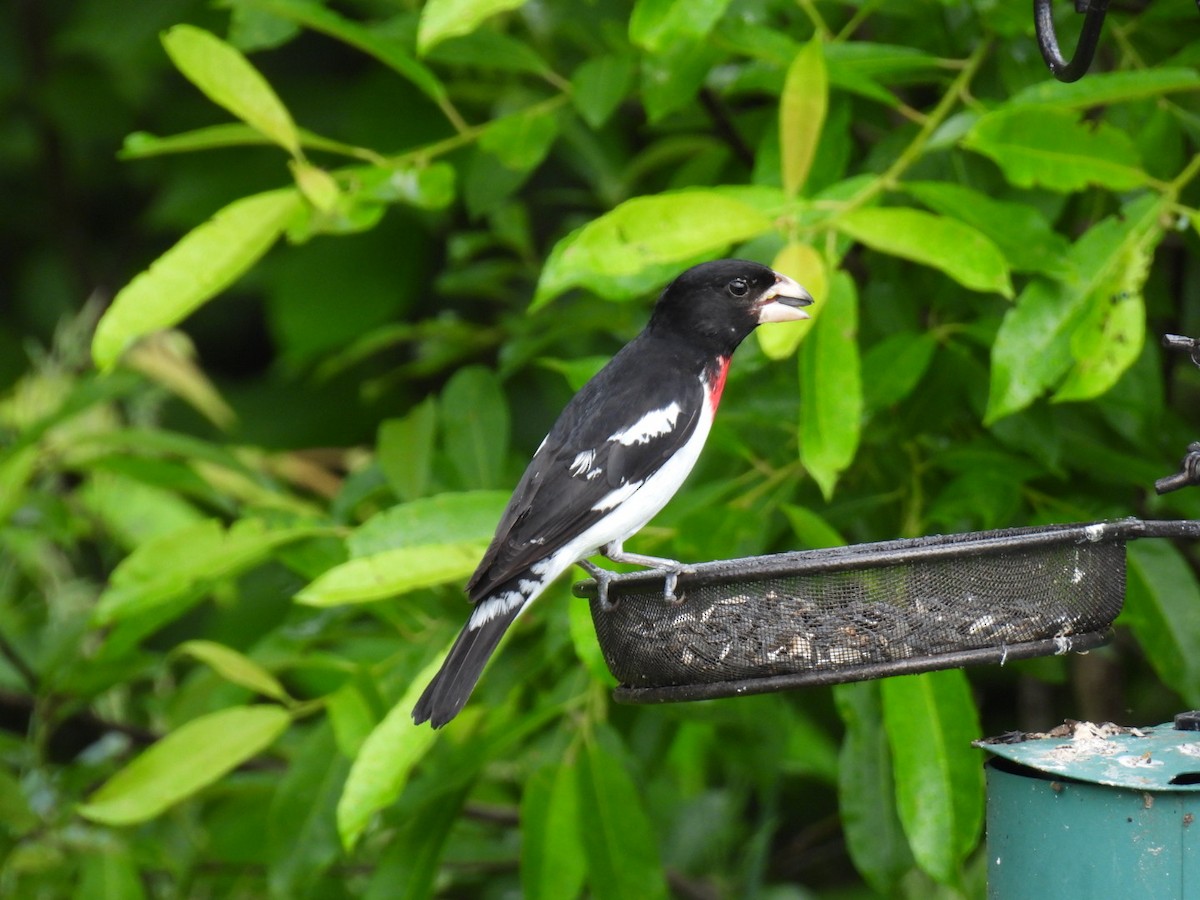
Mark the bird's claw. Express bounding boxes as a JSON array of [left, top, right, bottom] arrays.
[[583, 553, 694, 608], [661, 567, 695, 604], [579, 560, 620, 611]]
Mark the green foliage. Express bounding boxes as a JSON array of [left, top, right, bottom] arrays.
[[2, 0, 1199, 897]]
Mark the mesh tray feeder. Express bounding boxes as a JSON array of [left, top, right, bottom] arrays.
[[576, 517, 1200, 704]]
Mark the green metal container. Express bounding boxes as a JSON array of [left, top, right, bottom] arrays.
[[983, 717, 1200, 898]]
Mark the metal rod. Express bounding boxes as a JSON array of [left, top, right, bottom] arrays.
[[575, 517, 1182, 599], [612, 630, 1113, 704]]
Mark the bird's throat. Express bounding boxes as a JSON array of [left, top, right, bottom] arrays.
[[707, 356, 730, 413]]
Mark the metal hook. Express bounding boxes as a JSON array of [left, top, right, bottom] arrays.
[[1156, 335, 1200, 494], [1033, 0, 1111, 83], [1162, 333, 1200, 369]]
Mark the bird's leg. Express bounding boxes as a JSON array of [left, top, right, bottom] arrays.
[[600, 541, 692, 603], [577, 559, 619, 611]]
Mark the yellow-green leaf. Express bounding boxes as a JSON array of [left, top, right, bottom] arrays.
[[1053, 239, 1151, 403], [964, 106, 1148, 193], [95, 517, 333, 625], [176, 640, 293, 704], [296, 543, 488, 606], [837, 207, 1013, 298], [162, 24, 301, 157], [533, 191, 775, 308], [986, 194, 1163, 423], [780, 36, 827, 197], [757, 242, 827, 359], [78, 705, 291, 825], [417, 0, 528, 55], [799, 272, 861, 500], [336, 651, 447, 849], [881, 672, 983, 886], [93, 189, 302, 370], [290, 160, 341, 213]]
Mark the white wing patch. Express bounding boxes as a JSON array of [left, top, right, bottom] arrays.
[[468, 589, 527, 629], [591, 479, 643, 512], [608, 402, 682, 446], [568, 449, 603, 480]]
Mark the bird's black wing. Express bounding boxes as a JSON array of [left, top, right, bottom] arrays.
[[466, 338, 705, 601]]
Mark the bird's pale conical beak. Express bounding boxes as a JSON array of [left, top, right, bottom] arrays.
[[755, 273, 814, 323]]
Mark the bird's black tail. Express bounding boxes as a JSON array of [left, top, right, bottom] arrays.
[[411, 594, 527, 728]]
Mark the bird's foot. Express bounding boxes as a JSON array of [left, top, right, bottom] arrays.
[[578, 559, 619, 611], [600, 542, 693, 604]]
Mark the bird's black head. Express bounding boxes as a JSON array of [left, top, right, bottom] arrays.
[[647, 259, 814, 354]]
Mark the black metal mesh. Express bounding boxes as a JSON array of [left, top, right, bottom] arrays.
[[577, 519, 1174, 702]]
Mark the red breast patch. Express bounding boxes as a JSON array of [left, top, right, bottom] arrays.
[[708, 357, 730, 412]]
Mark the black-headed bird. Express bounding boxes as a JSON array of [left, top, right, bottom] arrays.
[[412, 259, 813, 727]]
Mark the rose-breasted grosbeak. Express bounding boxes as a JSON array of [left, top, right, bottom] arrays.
[[413, 259, 813, 727]]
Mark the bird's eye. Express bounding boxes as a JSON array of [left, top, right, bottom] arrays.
[[728, 277, 749, 297]]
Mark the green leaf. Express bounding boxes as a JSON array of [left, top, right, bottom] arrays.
[[577, 728, 669, 900], [348, 491, 508, 558], [0, 766, 39, 837], [1122, 541, 1200, 705], [571, 55, 635, 129], [780, 36, 827, 197], [290, 160, 340, 212], [1054, 214, 1160, 402], [569, 588, 616, 686], [326, 681, 379, 758], [903, 181, 1072, 278], [296, 543, 487, 606], [781, 504, 844, 549], [176, 639, 293, 704], [299, 491, 506, 606], [425, 28, 552, 78], [77, 849, 146, 900], [629, 0, 732, 53], [537, 355, 609, 391], [861, 331, 938, 413], [756, 242, 827, 360], [336, 652, 446, 850], [267, 724, 350, 898], [78, 705, 291, 825], [78, 472, 204, 549], [161, 25, 301, 157], [240, 0, 450, 112], [964, 107, 1148, 192], [837, 207, 1013, 297], [640, 42, 719, 123], [365, 789, 468, 900], [95, 518, 333, 625], [522, 762, 587, 900], [378, 399, 438, 502], [442, 367, 510, 490], [533, 191, 774, 308], [986, 279, 1079, 425], [986, 194, 1163, 422], [881, 671, 983, 886], [349, 162, 457, 211], [417, 0, 528, 55], [834, 682, 913, 894], [92, 189, 302, 370], [1009, 67, 1200, 109], [0, 445, 38, 525], [479, 106, 559, 172], [799, 272, 861, 500]]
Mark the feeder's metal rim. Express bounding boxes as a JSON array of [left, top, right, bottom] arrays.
[[610, 629, 1113, 704], [573, 517, 1200, 600]]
